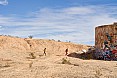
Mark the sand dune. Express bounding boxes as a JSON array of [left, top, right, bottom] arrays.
[[0, 36, 117, 78]]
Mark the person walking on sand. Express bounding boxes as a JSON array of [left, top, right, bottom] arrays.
[[65, 48, 68, 56], [43, 48, 46, 56]]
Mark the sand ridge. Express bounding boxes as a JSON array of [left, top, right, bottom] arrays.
[[0, 36, 117, 78]]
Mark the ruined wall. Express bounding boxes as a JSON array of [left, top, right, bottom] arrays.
[[95, 23, 117, 49]]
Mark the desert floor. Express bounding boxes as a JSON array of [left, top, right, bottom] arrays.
[[0, 51, 117, 78]]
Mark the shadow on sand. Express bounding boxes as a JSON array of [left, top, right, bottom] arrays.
[[67, 51, 95, 60]]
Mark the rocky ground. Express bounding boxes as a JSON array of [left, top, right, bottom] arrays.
[[0, 50, 117, 78]]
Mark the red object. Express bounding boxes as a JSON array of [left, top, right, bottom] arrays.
[[112, 50, 117, 54]]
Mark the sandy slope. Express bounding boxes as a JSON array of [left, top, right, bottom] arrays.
[[0, 36, 89, 53], [0, 36, 117, 78], [0, 52, 117, 78]]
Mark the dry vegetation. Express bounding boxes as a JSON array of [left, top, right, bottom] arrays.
[[0, 36, 117, 78]]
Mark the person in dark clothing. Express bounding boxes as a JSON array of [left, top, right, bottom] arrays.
[[65, 48, 68, 56], [43, 48, 46, 56]]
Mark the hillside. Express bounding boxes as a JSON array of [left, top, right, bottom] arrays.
[[0, 35, 89, 54], [0, 36, 117, 78]]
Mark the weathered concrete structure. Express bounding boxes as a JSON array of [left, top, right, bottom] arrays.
[[95, 22, 117, 49]]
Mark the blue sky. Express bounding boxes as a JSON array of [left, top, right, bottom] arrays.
[[0, 0, 117, 45]]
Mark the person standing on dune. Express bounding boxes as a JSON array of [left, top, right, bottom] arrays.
[[65, 48, 68, 56], [43, 48, 46, 56]]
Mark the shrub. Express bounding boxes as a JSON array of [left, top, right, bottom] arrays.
[[95, 69, 102, 78], [58, 40, 61, 42], [62, 58, 71, 64], [4, 62, 10, 67], [28, 35, 33, 39], [0, 62, 10, 68], [29, 53, 36, 59], [52, 39, 55, 41]]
